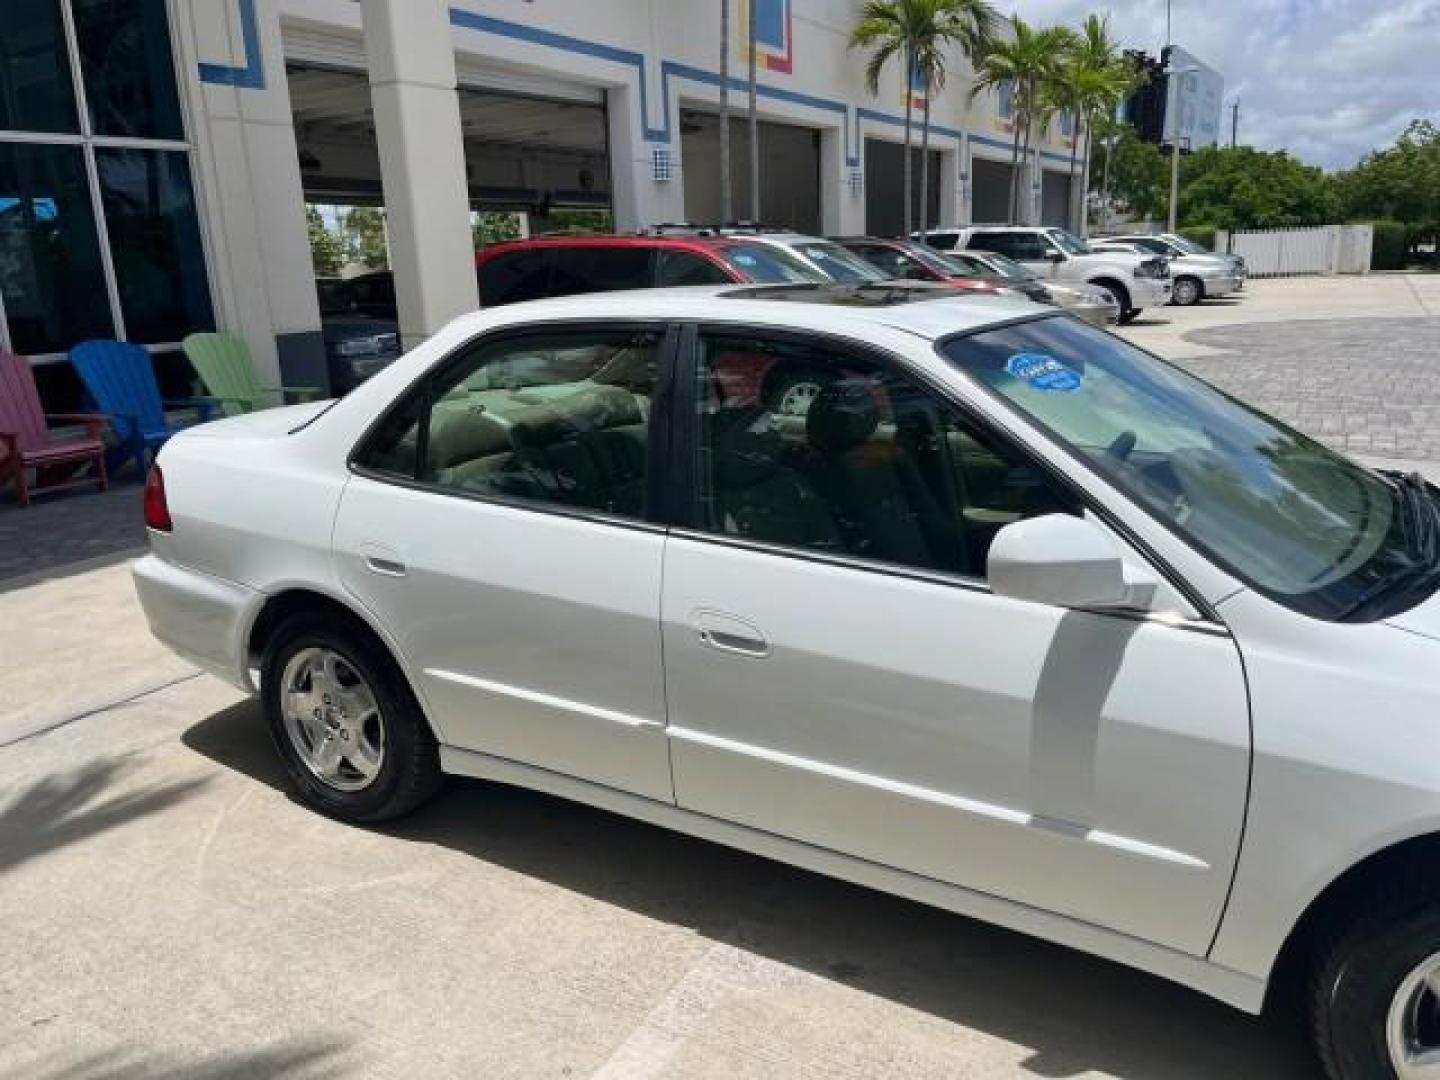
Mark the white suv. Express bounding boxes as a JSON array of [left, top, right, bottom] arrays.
[[1095, 234, 1246, 306], [919, 226, 1171, 324]]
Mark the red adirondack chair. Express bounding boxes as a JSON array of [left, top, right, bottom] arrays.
[[0, 349, 108, 506]]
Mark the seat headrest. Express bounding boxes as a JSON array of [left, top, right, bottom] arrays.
[[806, 380, 880, 453]]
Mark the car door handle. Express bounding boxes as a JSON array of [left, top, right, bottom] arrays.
[[693, 610, 769, 658], [360, 543, 407, 577]]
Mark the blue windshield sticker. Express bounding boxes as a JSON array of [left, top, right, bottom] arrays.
[[1005, 353, 1081, 392]]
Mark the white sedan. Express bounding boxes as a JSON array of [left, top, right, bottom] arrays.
[[136, 283, 1440, 1080]]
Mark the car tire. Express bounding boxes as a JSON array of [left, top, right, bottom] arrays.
[[1172, 276, 1204, 306], [262, 611, 443, 823], [1310, 887, 1440, 1079], [761, 366, 830, 419], [1094, 281, 1136, 324]]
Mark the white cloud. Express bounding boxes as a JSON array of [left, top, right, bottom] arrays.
[[995, 0, 1440, 169]]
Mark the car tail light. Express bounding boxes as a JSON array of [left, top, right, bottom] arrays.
[[143, 466, 173, 532]]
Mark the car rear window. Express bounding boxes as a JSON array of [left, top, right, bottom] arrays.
[[479, 249, 553, 306], [548, 247, 654, 296]]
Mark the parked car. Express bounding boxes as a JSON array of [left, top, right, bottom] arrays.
[[137, 281, 1440, 1080], [475, 233, 822, 307], [1092, 235, 1245, 306], [830, 236, 1008, 295], [941, 248, 1121, 327], [918, 226, 1171, 324], [1158, 232, 1248, 279], [318, 272, 401, 394], [715, 230, 894, 285]]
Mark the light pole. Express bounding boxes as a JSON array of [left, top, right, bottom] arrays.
[[1165, 64, 1198, 233]]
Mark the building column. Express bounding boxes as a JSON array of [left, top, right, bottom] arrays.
[[178, 0, 323, 389], [607, 82, 684, 232], [820, 126, 864, 235], [361, 0, 476, 345], [937, 144, 962, 228]]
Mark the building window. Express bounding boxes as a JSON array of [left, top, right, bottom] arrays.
[[0, 142, 111, 353], [0, 0, 80, 134], [997, 81, 1014, 120], [0, 0, 212, 366]]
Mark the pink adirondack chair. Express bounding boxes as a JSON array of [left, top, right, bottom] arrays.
[[0, 349, 108, 507]]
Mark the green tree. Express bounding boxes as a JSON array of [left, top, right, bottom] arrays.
[[472, 211, 523, 249], [305, 206, 345, 277], [1089, 118, 1167, 222], [344, 206, 389, 270], [850, 0, 1000, 235], [1178, 145, 1340, 230], [1335, 120, 1440, 255], [970, 16, 1076, 223]]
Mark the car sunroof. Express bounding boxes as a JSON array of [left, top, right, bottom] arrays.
[[719, 282, 971, 307]]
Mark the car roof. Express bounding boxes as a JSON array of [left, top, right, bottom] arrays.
[[443, 284, 1043, 342], [475, 234, 744, 259]]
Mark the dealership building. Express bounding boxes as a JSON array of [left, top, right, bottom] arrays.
[[1, 0, 1085, 400]]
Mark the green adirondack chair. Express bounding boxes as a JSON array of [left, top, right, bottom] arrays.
[[182, 332, 323, 417]]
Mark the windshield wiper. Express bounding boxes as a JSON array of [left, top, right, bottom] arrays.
[[1335, 472, 1440, 619]]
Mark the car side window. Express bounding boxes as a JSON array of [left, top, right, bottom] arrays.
[[657, 250, 733, 287], [927, 233, 958, 251], [355, 328, 662, 520], [691, 332, 1079, 578]]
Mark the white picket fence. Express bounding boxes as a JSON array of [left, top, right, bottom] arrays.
[[1219, 225, 1373, 278]]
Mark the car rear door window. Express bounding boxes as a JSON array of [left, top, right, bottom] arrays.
[[656, 249, 733, 287], [548, 247, 654, 297], [355, 328, 663, 521], [688, 331, 1077, 577], [478, 249, 553, 306]]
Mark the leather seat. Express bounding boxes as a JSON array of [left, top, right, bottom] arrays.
[[803, 380, 966, 574]]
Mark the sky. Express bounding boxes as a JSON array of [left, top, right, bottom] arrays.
[[996, 0, 1440, 170]]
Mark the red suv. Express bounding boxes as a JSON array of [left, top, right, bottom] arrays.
[[475, 234, 822, 307]]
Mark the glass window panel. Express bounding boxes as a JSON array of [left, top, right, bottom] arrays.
[[96, 147, 213, 344], [0, 142, 112, 354], [0, 0, 80, 133], [72, 0, 183, 139]]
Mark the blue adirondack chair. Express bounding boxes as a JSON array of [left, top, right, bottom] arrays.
[[70, 340, 216, 478]]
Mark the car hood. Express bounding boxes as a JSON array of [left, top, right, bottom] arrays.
[[1070, 251, 1151, 272], [1383, 586, 1440, 642]]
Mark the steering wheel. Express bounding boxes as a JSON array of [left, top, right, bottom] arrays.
[[1105, 430, 1138, 464]]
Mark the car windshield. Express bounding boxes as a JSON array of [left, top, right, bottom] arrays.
[[1119, 237, 1172, 256], [1165, 234, 1209, 255], [795, 242, 889, 284], [1048, 229, 1093, 256], [719, 242, 822, 284], [942, 316, 1440, 621], [967, 251, 1034, 281], [931, 250, 993, 277]]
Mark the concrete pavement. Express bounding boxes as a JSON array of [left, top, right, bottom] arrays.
[[0, 564, 1308, 1079]]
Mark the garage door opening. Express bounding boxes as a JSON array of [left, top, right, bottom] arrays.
[[679, 110, 820, 232], [288, 64, 613, 246], [864, 138, 941, 238], [1042, 169, 1074, 228], [970, 156, 1016, 225]]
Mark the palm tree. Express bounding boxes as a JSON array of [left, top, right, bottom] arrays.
[[1059, 15, 1134, 234], [850, 0, 999, 236], [970, 17, 1074, 223]]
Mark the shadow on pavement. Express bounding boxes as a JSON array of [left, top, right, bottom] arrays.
[[184, 700, 1311, 1080], [0, 756, 210, 875], [0, 482, 146, 591], [20, 1038, 348, 1080]]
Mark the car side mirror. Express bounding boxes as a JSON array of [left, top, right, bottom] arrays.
[[988, 514, 1152, 610], [1045, 251, 1066, 263]]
